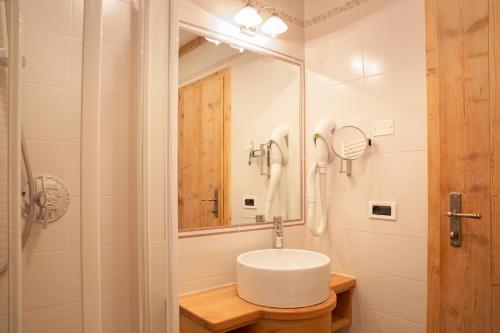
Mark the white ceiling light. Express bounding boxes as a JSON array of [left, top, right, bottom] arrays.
[[234, 4, 262, 30], [261, 14, 288, 37]]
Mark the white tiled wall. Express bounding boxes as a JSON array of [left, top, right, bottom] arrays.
[[304, 0, 427, 332], [146, 0, 169, 331], [21, 0, 83, 331], [178, 225, 305, 294], [99, 0, 139, 332]]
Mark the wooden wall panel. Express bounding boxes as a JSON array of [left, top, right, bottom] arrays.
[[427, 0, 494, 332], [491, 0, 500, 285], [425, 0, 441, 329], [493, 286, 500, 333]]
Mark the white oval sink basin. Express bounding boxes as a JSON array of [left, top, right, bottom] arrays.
[[236, 249, 330, 308]]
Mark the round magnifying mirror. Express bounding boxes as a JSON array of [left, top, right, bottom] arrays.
[[331, 126, 368, 160]]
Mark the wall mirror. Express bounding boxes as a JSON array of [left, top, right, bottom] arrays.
[[178, 26, 303, 232]]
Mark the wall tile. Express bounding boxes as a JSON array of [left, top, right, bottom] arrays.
[[22, 84, 80, 143], [24, 0, 72, 36], [101, 292, 139, 333], [23, 252, 71, 310], [70, 39, 83, 91], [149, 241, 166, 288], [99, 146, 136, 196], [149, 287, 166, 332], [70, 302, 83, 333], [23, 304, 71, 333], [305, 0, 427, 329], [102, 0, 139, 51], [353, 269, 427, 325], [100, 195, 137, 246], [72, 0, 84, 38], [362, 66, 427, 114], [148, 195, 165, 241], [100, 244, 138, 296], [70, 251, 82, 302], [100, 94, 137, 147], [101, 47, 137, 98], [23, 27, 72, 88], [330, 229, 427, 281]]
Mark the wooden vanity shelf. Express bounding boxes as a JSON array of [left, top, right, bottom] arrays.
[[179, 274, 356, 333]]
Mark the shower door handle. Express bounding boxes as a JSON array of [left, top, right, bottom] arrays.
[[446, 192, 481, 247], [201, 189, 219, 218]]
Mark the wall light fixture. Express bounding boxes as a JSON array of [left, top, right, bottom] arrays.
[[234, 2, 288, 37]]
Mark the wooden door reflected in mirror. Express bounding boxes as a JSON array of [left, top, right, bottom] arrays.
[[178, 69, 231, 230]]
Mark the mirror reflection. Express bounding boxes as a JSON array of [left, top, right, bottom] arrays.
[[331, 126, 368, 160], [178, 29, 302, 231]]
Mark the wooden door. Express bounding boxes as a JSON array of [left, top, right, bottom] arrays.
[[178, 69, 231, 230], [426, 0, 500, 332]]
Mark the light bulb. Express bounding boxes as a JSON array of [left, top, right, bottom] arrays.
[[261, 14, 288, 37], [234, 4, 262, 29]]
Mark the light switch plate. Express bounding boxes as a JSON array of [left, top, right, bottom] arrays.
[[368, 201, 397, 220], [372, 119, 394, 137], [243, 195, 257, 209]]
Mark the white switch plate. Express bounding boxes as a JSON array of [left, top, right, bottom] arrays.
[[243, 195, 257, 209], [372, 119, 394, 137], [368, 201, 397, 221]]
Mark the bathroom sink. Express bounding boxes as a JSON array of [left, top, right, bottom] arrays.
[[236, 249, 330, 308]]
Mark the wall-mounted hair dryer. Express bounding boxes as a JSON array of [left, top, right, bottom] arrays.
[[264, 125, 289, 220], [307, 118, 336, 236]]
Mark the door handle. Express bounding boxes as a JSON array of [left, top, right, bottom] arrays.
[[446, 192, 481, 247], [446, 212, 481, 219], [201, 189, 219, 218]]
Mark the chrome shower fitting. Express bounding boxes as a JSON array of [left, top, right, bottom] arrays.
[[21, 175, 71, 228], [248, 141, 271, 177]]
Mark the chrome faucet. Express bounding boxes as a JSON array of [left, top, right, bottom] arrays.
[[274, 216, 284, 249]]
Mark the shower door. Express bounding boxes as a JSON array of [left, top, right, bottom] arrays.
[[1, 0, 22, 332]]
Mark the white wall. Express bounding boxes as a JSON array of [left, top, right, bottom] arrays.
[[99, 0, 140, 332], [20, 0, 83, 331], [177, 6, 429, 333], [146, 0, 170, 332], [179, 41, 302, 225], [304, 0, 427, 332], [178, 226, 305, 294]]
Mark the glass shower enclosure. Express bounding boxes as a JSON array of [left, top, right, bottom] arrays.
[[0, 0, 175, 332]]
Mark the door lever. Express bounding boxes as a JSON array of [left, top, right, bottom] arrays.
[[446, 192, 481, 247], [201, 189, 219, 218], [446, 212, 481, 219]]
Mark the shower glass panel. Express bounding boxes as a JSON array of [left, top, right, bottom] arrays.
[[0, 0, 172, 332]]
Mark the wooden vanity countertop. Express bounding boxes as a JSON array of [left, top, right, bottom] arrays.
[[179, 274, 356, 332]]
